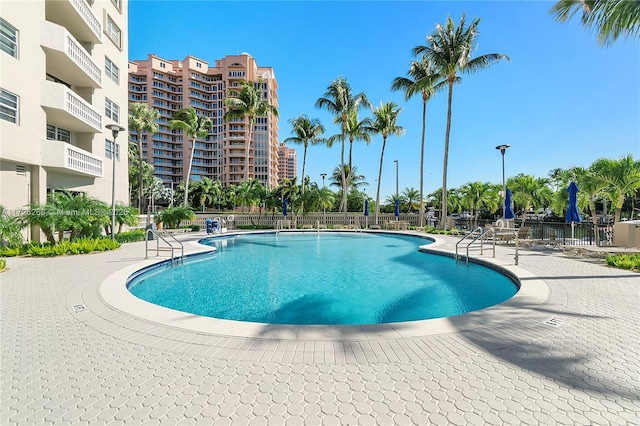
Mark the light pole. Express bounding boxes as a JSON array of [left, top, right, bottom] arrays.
[[394, 160, 399, 221], [394, 160, 399, 199], [321, 173, 327, 225], [106, 124, 125, 239], [495, 144, 510, 219]]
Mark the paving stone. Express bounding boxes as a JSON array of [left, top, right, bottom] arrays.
[[2, 235, 638, 425]]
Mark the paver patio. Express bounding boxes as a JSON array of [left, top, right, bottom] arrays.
[[1, 232, 638, 425]]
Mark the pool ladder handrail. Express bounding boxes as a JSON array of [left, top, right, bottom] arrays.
[[455, 226, 495, 265], [145, 228, 184, 267]]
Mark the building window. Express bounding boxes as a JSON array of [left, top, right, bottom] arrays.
[[104, 14, 121, 48], [0, 88, 18, 123], [110, 0, 122, 12], [105, 56, 119, 84], [47, 125, 71, 143], [0, 18, 18, 58], [160, 62, 166, 68], [105, 98, 119, 122], [105, 139, 120, 160]]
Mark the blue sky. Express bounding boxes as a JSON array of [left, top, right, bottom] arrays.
[[129, 0, 639, 201]]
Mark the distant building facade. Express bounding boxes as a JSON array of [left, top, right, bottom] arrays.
[[128, 53, 282, 189], [0, 0, 129, 238], [277, 144, 297, 183]]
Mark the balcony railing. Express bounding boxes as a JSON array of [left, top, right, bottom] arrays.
[[66, 145, 103, 176], [41, 80, 102, 132], [46, 0, 102, 44], [66, 90, 102, 130], [42, 139, 103, 177], [70, 0, 101, 41], [41, 21, 101, 88], [67, 35, 101, 85]]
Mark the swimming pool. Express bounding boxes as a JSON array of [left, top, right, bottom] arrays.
[[128, 232, 518, 325]]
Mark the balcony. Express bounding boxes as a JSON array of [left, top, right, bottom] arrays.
[[41, 80, 102, 132], [41, 21, 102, 89], [42, 139, 103, 177], [45, 0, 102, 44]]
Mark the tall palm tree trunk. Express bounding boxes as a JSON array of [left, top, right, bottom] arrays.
[[244, 117, 254, 182], [441, 82, 454, 229], [419, 99, 427, 228], [301, 146, 307, 213], [375, 137, 387, 226], [589, 200, 600, 247], [137, 130, 144, 211], [340, 133, 348, 219], [184, 137, 196, 207]]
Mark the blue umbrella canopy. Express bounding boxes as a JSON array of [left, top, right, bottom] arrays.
[[504, 188, 515, 219], [565, 181, 582, 223], [364, 199, 369, 216], [394, 199, 400, 217], [283, 199, 288, 217]]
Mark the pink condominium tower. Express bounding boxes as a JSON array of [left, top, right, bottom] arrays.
[[128, 53, 285, 189]]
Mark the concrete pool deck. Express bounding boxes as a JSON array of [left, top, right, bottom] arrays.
[[1, 231, 639, 425]]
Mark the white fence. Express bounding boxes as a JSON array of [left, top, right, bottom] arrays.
[[181, 212, 421, 229]]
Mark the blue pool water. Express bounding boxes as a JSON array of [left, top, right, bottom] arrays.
[[128, 232, 518, 325]]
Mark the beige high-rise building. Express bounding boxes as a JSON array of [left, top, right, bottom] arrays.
[[0, 0, 129, 236], [128, 53, 281, 189], [277, 144, 297, 183]]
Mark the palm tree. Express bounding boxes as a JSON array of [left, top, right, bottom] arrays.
[[592, 155, 640, 223], [402, 187, 421, 213], [128, 103, 159, 211], [224, 80, 279, 182], [391, 57, 445, 227], [283, 115, 326, 212], [343, 110, 373, 177], [459, 181, 500, 227], [508, 174, 553, 226], [550, 0, 640, 45], [192, 177, 219, 212], [568, 166, 606, 243], [316, 77, 371, 219], [236, 179, 260, 212], [0, 205, 25, 248], [365, 102, 405, 225], [329, 165, 368, 193], [415, 14, 510, 228], [169, 107, 213, 207]]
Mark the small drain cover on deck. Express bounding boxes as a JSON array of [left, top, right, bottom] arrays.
[[545, 317, 564, 327], [72, 304, 88, 313]]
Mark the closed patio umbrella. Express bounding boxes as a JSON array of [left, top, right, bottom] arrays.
[[504, 188, 515, 220], [283, 199, 288, 217], [394, 199, 400, 221], [364, 199, 369, 228], [565, 181, 581, 242]]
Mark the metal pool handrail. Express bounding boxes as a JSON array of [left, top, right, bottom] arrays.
[[456, 226, 495, 265], [145, 228, 184, 267]]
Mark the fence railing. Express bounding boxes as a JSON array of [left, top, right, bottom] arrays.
[[453, 219, 613, 246], [182, 212, 423, 230], [152, 212, 614, 246]]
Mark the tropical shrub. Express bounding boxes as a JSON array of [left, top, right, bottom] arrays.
[[115, 229, 145, 243], [0, 205, 25, 248], [0, 258, 6, 270], [0, 247, 21, 257], [606, 254, 640, 271], [156, 206, 195, 229], [26, 238, 120, 257]]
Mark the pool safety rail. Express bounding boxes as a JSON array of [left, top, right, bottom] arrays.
[[145, 228, 184, 267], [455, 226, 496, 265]]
